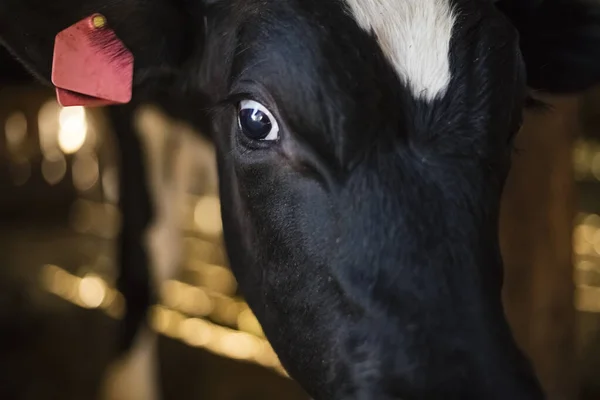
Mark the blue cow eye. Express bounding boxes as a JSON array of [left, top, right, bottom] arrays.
[[238, 100, 279, 141]]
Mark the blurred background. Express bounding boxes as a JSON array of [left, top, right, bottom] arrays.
[[0, 47, 307, 400], [0, 43, 600, 400]]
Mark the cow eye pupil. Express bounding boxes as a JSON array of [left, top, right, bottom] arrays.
[[238, 100, 279, 142], [239, 108, 272, 139]]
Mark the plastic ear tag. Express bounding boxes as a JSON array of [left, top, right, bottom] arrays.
[[51, 14, 134, 107]]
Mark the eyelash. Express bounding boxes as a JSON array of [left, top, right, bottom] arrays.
[[207, 92, 254, 116]]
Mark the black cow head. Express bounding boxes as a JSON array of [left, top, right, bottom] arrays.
[[2, 0, 599, 398]]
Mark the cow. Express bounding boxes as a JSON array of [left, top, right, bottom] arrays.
[[2, 0, 600, 399]]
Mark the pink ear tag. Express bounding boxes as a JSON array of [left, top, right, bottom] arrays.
[[51, 14, 134, 107]]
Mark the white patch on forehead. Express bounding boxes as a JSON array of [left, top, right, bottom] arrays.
[[345, 0, 456, 101]]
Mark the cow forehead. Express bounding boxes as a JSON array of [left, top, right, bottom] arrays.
[[344, 0, 456, 102]]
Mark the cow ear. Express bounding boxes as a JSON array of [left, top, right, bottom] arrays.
[[0, 0, 197, 88], [496, 0, 600, 94]]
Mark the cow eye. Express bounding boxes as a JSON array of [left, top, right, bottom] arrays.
[[238, 100, 279, 141]]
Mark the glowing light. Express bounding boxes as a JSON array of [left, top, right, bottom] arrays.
[[106, 293, 125, 320], [575, 285, 600, 313], [181, 286, 214, 316], [58, 106, 88, 154], [150, 305, 186, 339], [577, 260, 599, 273], [151, 306, 286, 375], [161, 280, 186, 309], [78, 274, 107, 309], [237, 308, 265, 337], [102, 166, 119, 203], [201, 264, 237, 295], [38, 100, 60, 156], [218, 331, 260, 360], [39, 267, 286, 375], [41, 153, 67, 185], [194, 196, 223, 237], [151, 305, 171, 334], [210, 296, 242, 326], [573, 225, 597, 254], [72, 152, 99, 191], [40, 264, 123, 319], [574, 238, 593, 256], [179, 318, 213, 347], [41, 264, 63, 292], [5, 112, 27, 151], [186, 241, 227, 269], [162, 280, 215, 317], [164, 309, 186, 339], [252, 342, 283, 369]]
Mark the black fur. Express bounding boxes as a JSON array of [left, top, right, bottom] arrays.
[[2, 0, 600, 399]]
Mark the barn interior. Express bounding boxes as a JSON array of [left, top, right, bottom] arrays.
[[1, 37, 600, 400]]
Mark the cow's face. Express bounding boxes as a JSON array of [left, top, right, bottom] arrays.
[[3, 0, 600, 397], [190, 0, 529, 396]]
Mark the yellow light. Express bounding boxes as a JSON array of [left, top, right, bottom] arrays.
[[194, 196, 223, 237], [179, 318, 213, 347], [106, 293, 125, 320], [201, 264, 237, 295], [253, 343, 282, 368], [78, 274, 107, 309], [237, 308, 265, 337], [577, 260, 599, 273], [5, 112, 27, 151], [210, 297, 242, 326], [58, 106, 88, 154], [161, 280, 186, 309], [38, 100, 60, 157], [41, 264, 62, 291], [575, 285, 600, 313], [574, 224, 595, 245], [102, 166, 119, 203], [40, 265, 124, 319], [72, 152, 99, 191], [41, 153, 67, 185], [153, 307, 186, 339], [162, 280, 216, 317], [151, 305, 171, 334], [151, 303, 288, 377], [179, 286, 214, 316], [218, 331, 260, 360], [574, 238, 593, 256]]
